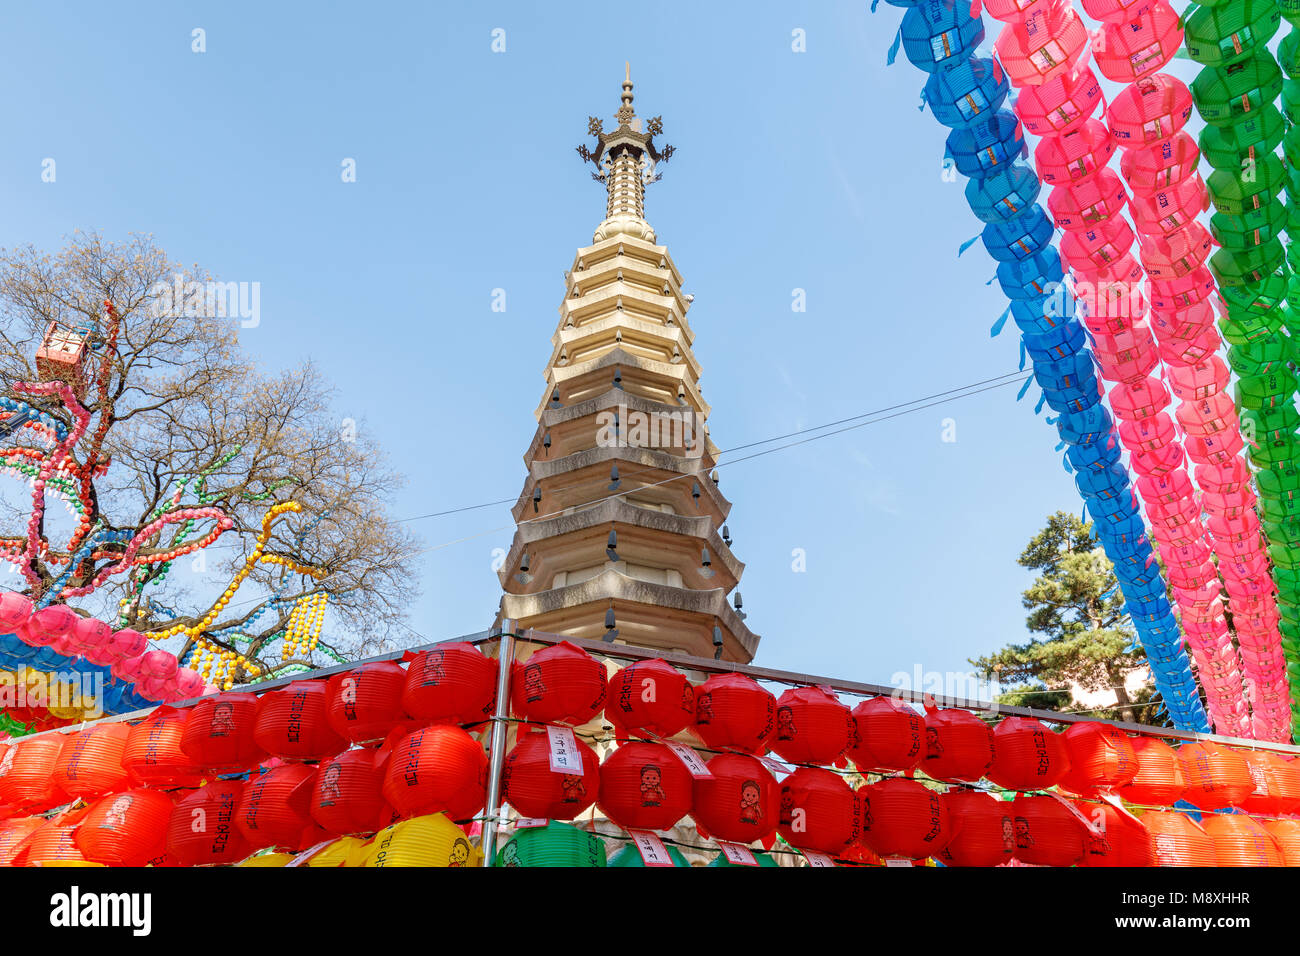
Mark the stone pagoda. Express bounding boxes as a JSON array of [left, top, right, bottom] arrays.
[[496, 67, 760, 663]]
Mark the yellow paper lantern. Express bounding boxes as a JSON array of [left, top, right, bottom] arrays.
[[360, 813, 481, 868]]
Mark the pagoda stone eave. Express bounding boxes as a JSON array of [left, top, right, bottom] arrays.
[[497, 569, 760, 662], [569, 234, 684, 288], [496, 496, 746, 591], [533, 347, 707, 419], [510, 447, 731, 525], [525, 387, 720, 463], [549, 314, 702, 379], [560, 280, 689, 332]]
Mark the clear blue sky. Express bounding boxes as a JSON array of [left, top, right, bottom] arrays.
[[0, 1, 1092, 689]]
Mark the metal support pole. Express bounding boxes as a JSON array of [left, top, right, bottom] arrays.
[[480, 622, 516, 867]]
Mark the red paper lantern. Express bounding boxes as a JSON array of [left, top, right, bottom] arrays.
[[382, 725, 487, 822], [0, 817, 42, 865], [849, 697, 925, 772], [326, 661, 407, 745], [597, 740, 693, 831], [777, 766, 859, 855], [401, 642, 497, 725], [1142, 810, 1216, 865], [1203, 813, 1283, 867], [1272, 755, 1300, 814], [502, 726, 600, 821], [237, 763, 326, 852], [1058, 722, 1138, 796], [254, 680, 347, 761], [605, 658, 695, 739], [692, 752, 779, 844], [1010, 794, 1085, 866], [0, 733, 68, 810], [76, 789, 174, 866], [181, 692, 265, 772], [1120, 736, 1186, 805], [510, 641, 607, 727], [122, 706, 202, 788], [166, 781, 253, 866], [771, 686, 853, 766], [938, 790, 1014, 867], [1263, 819, 1300, 865], [859, 778, 950, 861], [922, 707, 995, 783], [1240, 751, 1286, 816], [14, 823, 86, 865], [311, 748, 393, 836], [1092, 0, 1183, 83], [693, 673, 776, 754], [52, 723, 130, 799], [986, 717, 1069, 790], [1078, 802, 1153, 867], [1178, 742, 1252, 810]]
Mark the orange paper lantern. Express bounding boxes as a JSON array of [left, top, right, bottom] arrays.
[[52, 724, 130, 800], [1058, 722, 1138, 796], [326, 662, 408, 745], [1142, 809, 1217, 865], [237, 763, 327, 852], [1203, 813, 1283, 867], [1178, 742, 1253, 810], [382, 725, 487, 822], [166, 781, 253, 866], [254, 680, 347, 762], [401, 642, 497, 726], [122, 706, 202, 788], [311, 748, 393, 836], [76, 789, 174, 867], [1120, 736, 1186, 805], [181, 692, 266, 772]]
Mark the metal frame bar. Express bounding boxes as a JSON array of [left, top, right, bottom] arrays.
[[22, 624, 1300, 755]]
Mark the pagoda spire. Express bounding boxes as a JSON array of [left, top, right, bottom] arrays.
[[576, 65, 676, 243], [496, 74, 759, 663]]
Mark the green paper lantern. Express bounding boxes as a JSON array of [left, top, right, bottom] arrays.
[[608, 843, 692, 867], [1205, 154, 1285, 215], [1226, 336, 1289, 375], [493, 821, 607, 868], [1219, 311, 1285, 345], [708, 850, 782, 867], [1201, 104, 1285, 168], [1185, 0, 1281, 68], [1211, 238, 1285, 285], [1190, 54, 1283, 127], [1211, 201, 1289, 249]]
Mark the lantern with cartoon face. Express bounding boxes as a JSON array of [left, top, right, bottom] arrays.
[[311, 748, 394, 836], [1141, 809, 1217, 866], [1009, 794, 1085, 867], [502, 726, 600, 821], [181, 692, 265, 772], [510, 642, 607, 727], [76, 789, 175, 867], [401, 642, 497, 726], [938, 789, 1013, 867], [692, 752, 779, 844], [597, 740, 693, 831], [770, 686, 853, 766]]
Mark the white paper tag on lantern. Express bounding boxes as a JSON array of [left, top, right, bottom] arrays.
[[547, 725, 584, 774], [756, 754, 791, 775], [802, 850, 835, 868], [626, 829, 675, 867], [717, 842, 758, 866], [885, 858, 913, 867], [285, 840, 335, 867], [665, 740, 712, 778], [515, 817, 549, 829]]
